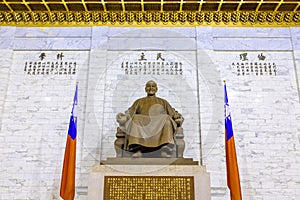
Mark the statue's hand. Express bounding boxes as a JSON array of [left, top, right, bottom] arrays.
[[173, 111, 183, 126], [175, 117, 184, 126], [174, 113, 181, 119], [116, 112, 128, 125]]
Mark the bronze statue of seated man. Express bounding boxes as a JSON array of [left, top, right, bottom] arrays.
[[116, 80, 183, 158]]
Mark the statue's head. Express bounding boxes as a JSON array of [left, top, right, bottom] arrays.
[[145, 80, 158, 96]]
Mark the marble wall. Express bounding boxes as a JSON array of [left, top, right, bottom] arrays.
[[0, 26, 299, 200]]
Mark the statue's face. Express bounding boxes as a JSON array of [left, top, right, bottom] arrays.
[[145, 81, 157, 96]]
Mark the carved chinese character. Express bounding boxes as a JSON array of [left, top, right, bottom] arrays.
[[24, 62, 27, 72], [139, 52, 147, 61], [57, 52, 64, 60], [179, 69, 183, 75], [39, 52, 46, 60], [156, 53, 165, 61], [273, 64, 277, 75], [239, 53, 248, 61], [258, 53, 266, 61]]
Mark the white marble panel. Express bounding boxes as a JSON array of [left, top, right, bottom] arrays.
[[91, 27, 109, 49], [212, 27, 291, 38], [196, 48, 225, 196], [15, 27, 92, 37], [209, 50, 300, 200], [81, 49, 108, 170], [213, 38, 292, 50], [91, 37, 109, 50], [103, 51, 199, 159], [0, 27, 15, 49], [0, 50, 13, 134], [293, 50, 300, 100], [99, 50, 200, 160], [13, 37, 91, 50], [0, 26, 16, 37], [92, 26, 109, 37], [196, 27, 213, 50], [290, 27, 300, 50], [108, 27, 196, 38], [0, 50, 89, 199], [107, 37, 196, 50], [0, 37, 14, 49]]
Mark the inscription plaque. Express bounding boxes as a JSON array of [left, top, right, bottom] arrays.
[[104, 176, 194, 200], [24, 61, 77, 75]]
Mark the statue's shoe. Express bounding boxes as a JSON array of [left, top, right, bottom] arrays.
[[132, 151, 142, 158], [161, 151, 171, 158]]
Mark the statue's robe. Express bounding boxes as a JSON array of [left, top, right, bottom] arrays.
[[123, 96, 177, 149]]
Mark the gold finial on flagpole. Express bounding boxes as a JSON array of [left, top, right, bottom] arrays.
[[223, 80, 226, 84]]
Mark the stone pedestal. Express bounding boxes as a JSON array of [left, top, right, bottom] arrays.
[[88, 158, 211, 200]]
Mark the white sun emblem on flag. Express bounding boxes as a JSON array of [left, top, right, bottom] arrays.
[[225, 103, 231, 120]]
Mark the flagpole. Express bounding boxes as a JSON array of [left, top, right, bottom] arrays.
[[224, 81, 242, 200], [196, 51, 203, 166], [60, 83, 78, 200]]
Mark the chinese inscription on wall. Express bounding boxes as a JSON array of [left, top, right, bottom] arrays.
[[121, 52, 183, 75], [24, 52, 77, 75], [232, 53, 277, 76], [104, 176, 194, 200]]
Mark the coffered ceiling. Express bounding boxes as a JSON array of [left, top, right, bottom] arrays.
[[1, 0, 299, 12], [0, 0, 299, 26]]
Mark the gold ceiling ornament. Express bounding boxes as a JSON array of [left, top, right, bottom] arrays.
[[0, 11, 299, 26]]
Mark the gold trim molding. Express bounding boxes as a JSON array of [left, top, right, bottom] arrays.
[[0, 11, 299, 27]]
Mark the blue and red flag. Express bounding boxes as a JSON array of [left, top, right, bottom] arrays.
[[224, 82, 242, 200], [60, 84, 78, 200]]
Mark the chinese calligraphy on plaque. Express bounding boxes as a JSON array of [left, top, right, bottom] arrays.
[[121, 52, 183, 76], [104, 176, 194, 200], [232, 53, 277, 76], [24, 52, 77, 75]]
